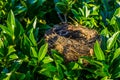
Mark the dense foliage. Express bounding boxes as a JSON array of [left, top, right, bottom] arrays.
[[0, 0, 120, 80]]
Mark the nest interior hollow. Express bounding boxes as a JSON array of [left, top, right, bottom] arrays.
[[45, 23, 100, 61]]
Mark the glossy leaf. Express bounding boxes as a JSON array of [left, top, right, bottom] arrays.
[[7, 10, 15, 34], [15, 19, 24, 37], [9, 53, 18, 61], [94, 41, 105, 60], [38, 43, 48, 62], [111, 48, 120, 63], [0, 73, 11, 80], [29, 29, 37, 46], [7, 45, 16, 56], [0, 24, 13, 37], [114, 7, 120, 17], [26, 17, 37, 32], [107, 31, 120, 50], [0, 38, 4, 48], [42, 56, 53, 64], [30, 47, 37, 58], [84, 6, 90, 18]]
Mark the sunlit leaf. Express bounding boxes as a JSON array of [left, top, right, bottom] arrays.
[[30, 47, 37, 58], [100, 28, 109, 38], [26, 17, 37, 32], [7, 10, 15, 35], [114, 7, 120, 17], [9, 53, 18, 60], [79, 8, 84, 16], [0, 24, 13, 37], [107, 31, 120, 50], [38, 43, 48, 62], [111, 48, 120, 63], [84, 6, 90, 18], [94, 41, 105, 60], [42, 56, 53, 64], [7, 45, 16, 56], [1, 73, 12, 80], [0, 38, 4, 48]]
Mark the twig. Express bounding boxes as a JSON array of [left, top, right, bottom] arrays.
[[64, 14, 67, 23], [57, 12, 64, 23]]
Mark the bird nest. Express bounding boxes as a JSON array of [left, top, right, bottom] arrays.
[[45, 23, 100, 61]]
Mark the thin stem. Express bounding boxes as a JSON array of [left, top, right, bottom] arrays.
[[57, 12, 64, 23], [64, 14, 67, 23]]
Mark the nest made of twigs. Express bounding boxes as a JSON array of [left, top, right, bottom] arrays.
[[45, 23, 100, 61]]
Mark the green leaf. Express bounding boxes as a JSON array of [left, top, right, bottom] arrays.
[[100, 28, 109, 38], [94, 41, 105, 60], [68, 62, 80, 70], [71, 9, 79, 16], [51, 49, 64, 63], [1, 73, 12, 80], [15, 19, 24, 37], [42, 56, 53, 64], [28, 58, 38, 66], [38, 43, 48, 62], [37, 0, 46, 6], [27, 0, 37, 5], [29, 29, 37, 46], [113, 72, 120, 78], [101, 76, 108, 80], [111, 48, 120, 63], [26, 17, 37, 32], [111, 63, 120, 78], [24, 71, 31, 80], [30, 47, 37, 58], [9, 53, 18, 61], [14, 72, 26, 80], [55, 62, 64, 79], [7, 10, 15, 35], [0, 38, 4, 48], [101, 0, 109, 11], [56, 2, 67, 13], [23, 34, 32, 53], [53, 75, 60, 80], [110, 58, 120, 78], [79, 8, 84, 16], [84, 6, 90, 18], [107, 31, 120, 50], [114, 7, 120, 17], [14, 6, 27, 15], [10, 60, 22, 72], [39, 63, 56, 77], [0, 24, 13, 37], [7, 45, 16, 56]]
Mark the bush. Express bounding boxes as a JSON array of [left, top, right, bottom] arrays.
[[0, 0, 120, 80]]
